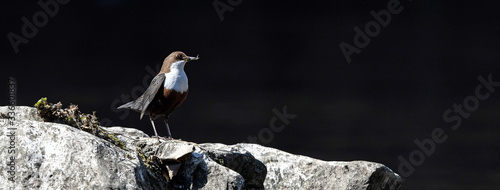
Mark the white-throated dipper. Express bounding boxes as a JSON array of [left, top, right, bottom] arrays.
[[118, 51, 199, 139]]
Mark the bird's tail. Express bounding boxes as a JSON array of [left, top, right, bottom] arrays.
[[117, 100, 148, 120], [117, 101, 135, 110]]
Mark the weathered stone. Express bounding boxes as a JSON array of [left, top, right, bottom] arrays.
[[0, 109, 165, 190], [199, 143, 267, 189], [0, 106, 402, 190], [206, 143, 403, 190], [0, 106, 42, 121]]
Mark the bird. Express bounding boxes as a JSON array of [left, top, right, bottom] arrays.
[[118, 51, 199, 140]]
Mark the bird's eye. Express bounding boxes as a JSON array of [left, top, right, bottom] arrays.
[[178, 55, 184, 60]]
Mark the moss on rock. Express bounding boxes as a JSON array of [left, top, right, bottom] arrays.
[[34, 97, 126, 149]]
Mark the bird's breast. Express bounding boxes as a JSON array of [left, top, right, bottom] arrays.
[[163, 70, 188, 93]]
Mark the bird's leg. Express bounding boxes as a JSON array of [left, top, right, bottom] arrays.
[[163, 117, 172, 139], [150, 115, 160, 142]]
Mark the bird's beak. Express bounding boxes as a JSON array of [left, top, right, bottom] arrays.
[[186, 54, 200, 61]]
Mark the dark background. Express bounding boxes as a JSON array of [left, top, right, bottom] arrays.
[[1, 0, 499, 189]]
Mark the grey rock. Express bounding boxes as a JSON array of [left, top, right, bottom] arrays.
[[0, 106, 166, 190], [199, 143, 267, 189], [0, 106, 402, 190], [147, 141, 244, 189], [105, 126, 150, 139], [0, 106, 42, 121], [200, 143, 403, 190]]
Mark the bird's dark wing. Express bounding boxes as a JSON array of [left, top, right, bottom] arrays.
[[117, 73, 165, 119]]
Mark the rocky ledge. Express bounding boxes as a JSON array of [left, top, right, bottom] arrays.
[[0, 106, 402, 189]]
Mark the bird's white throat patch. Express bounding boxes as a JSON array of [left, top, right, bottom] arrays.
[[163, 60, 188, 93]]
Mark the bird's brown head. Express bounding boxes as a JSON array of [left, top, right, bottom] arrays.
[[160, 51, 199, 73]]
